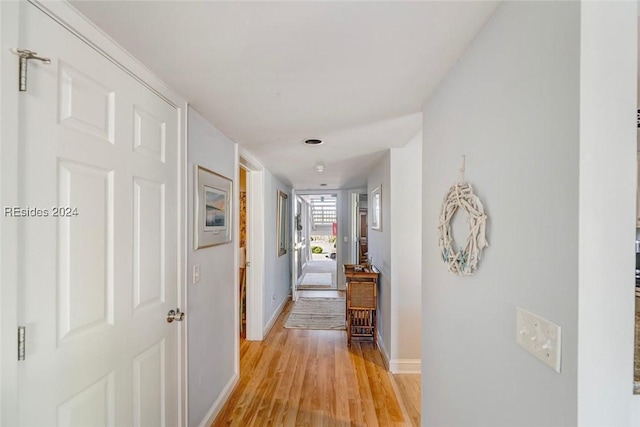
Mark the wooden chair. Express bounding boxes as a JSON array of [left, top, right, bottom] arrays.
[[346, 280, 377, 347]]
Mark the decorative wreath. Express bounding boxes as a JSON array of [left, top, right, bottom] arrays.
[[438, 182, 489, 275]]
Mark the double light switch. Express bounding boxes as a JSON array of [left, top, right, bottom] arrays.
[[516, 307, 561, 373]]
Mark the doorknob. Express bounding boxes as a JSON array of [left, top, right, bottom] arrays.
[[166, 308, 185, 323]]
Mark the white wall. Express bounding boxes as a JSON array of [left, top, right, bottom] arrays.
[[389, 132, 422, 370], [366, 134, 423, 372], [187, 108, 238, 427], [578, 2, 637, 426], [263, 172, 291, 332], [421, 2, 580, 426]]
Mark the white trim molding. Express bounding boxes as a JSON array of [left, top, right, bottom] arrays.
[[1, 2, 21, 425], [263, 296, 288, 338], [196, 372, 239, 427], [377, 332, 390, 371], [388, 359, 422, 374], [243, 159, 265, 341], [31, 0, 183, 107], [376, 332, 421, 373]]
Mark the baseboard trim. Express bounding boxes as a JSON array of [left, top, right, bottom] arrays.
[[377, 331, 390, 371], [197, 371, 239, 427], [388, 359, 422, 374], [375, 332, 421, 374], [263, 296, 288, 337]]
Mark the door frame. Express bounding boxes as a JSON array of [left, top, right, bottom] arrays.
[[239, 148, 266, 341], [291, 193, 308, 302], [294, 190, 342, 290], [1, 2, 188, 425], [1, 1, 21, 425], [350, 192, 359, 264], [290, 189, 298, 301]]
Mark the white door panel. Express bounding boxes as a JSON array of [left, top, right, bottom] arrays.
[[18, 3, 180, 426]]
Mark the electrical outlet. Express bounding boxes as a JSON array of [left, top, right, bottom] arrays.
[[516, 307, 561, 372], [272, 294, 276, 301], [193, 264, 200, 284]]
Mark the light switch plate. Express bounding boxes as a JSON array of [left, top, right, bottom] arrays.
[[516, 307, 561, 372]]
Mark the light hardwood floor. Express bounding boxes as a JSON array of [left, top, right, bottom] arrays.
[[212, 297, 408, 426], [392, 374, 421, 427]]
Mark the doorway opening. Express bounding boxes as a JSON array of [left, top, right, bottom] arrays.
[[239, 167, 248, 339], [296, 193, 338, 291], [357, 193, 369, 264], [239, 151, 265, 341]]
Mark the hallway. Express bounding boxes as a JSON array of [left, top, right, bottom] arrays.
[[213, 297, 407, 426]]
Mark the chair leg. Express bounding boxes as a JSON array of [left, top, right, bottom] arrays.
[[346, 309, 351, 346], [372, 309, 377, 348]]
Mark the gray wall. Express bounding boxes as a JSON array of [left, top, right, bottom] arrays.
[[263, 172, 291, 330], [187, 108, 237, 427], [367, 154, 392, 358], [421, 2, 580, 426]]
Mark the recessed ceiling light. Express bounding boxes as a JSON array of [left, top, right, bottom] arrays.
[[304, 139, 323, 146]]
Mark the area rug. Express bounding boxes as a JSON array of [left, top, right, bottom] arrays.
[[298, 272, 333, 289], [284, 297, 345, 330]]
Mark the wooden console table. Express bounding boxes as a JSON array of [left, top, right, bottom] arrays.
[[343, 264, 379, 347]]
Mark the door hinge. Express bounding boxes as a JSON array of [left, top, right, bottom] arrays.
[[17, 326, 25, 361], [11, 48, 51, 92]]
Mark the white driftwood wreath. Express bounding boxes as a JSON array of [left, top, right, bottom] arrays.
[[438, 182, 488, 275]]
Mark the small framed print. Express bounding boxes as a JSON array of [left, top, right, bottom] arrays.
[[371, 185, 381, 231], [195, 165, 232, 249]]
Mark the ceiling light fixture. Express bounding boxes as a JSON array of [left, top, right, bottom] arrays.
[[320, 183, 327, 187], [304, 139, 323, 146], [315, 163, 325, 173]]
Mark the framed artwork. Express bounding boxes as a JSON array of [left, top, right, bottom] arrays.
[[195, 165, 232, 249], [276, 190, 289, 256], [371, 185, 381, 231]]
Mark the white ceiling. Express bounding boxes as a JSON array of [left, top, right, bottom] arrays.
[[70, 1, 499, 190]]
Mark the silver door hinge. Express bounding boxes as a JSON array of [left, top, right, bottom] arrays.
[[18, 326, 25, 361], [10, 48, 51, 92]]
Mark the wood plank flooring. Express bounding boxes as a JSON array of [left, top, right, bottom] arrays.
[[392, 374, 421, 427], [212, 297, 407, 426]]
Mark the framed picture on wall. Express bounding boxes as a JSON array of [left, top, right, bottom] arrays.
[[371, 185, 381, 231], [195, 165, 233, 249], [276, 190, 289, 256]]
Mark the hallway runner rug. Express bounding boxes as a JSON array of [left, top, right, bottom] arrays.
[[298, 272, 333, 289], [284, 297, 346, 330]]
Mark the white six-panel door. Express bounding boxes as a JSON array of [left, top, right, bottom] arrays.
[[18, 3, 181, 426]]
